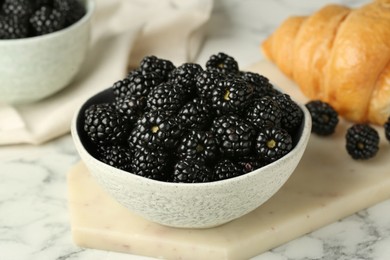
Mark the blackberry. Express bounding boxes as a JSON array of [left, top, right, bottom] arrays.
[[98, 145, 132, 172], [146, 82, 187, 113], [346, 124, 379, 160], [177, 130, 218, 163], [195, 70, 223, 102], [235, 155, 265, 174], [272, 94, 303, 133], [305, 100, 338, 136], [84, 103, 128, 145], [127, 69, 163, 98], [385, 117, 390, 142], [131, 146, 169, 181], [206, 52, 239, 74], [256, 127, 293, 163], [173, 158, 213, 183], [114, 95, 146, 126], [139, 55, 176, 80], [211, 77, 254, 115], [128, 110, 182, 150], [168, 63, 203, 95], [211, 114, 256, 157], [176, 98, 211, 130], [2, 0, 33, 18], [53, 0, 85, 26], [214, 159, 241, 181], [246, 96, 282, 130], [0, 15, 29, 39], [240, 71, 278, 98], [112, 78, 132, 99], [29, 6, 65, 35]]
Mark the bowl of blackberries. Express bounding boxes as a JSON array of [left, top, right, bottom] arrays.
[[0, 0, 94, 104], [71, 53, 312, 228]]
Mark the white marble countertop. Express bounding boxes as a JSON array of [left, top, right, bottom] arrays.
[[2, 0, 390, 259]]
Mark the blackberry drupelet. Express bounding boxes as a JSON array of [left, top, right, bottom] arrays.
[[211, 77, 254, 115], [126, 69, 163, 98], [176, 98, 211, 130], [272, 94, 303, 134], [173, 158, 212, 183], [206, 52, 239, 74], [256, 127, 293, 163], [0, 15, 29, 39], [385, 117, 390, 142], [246, 96, 282, 130], [128, 110, 182, 150], [98, 145, 132, 172], [211, 114, 256, 158], [139, 55, 176, 80], [114, 95, 146, 126], [240, 71, 278, 98], [214, 159, 241, 181], [84, 103, 129, 145], [235, 155, 265, 174], [146, 82, 188, 113], [168, 63, 203, 95], [195, 70, 223, 102], [29, 6, 65, 35], [131, 146, 170, 181], [177, 130, 218, 163], [305, 100, 339, 136], [2, 0, 33, 18], [345, 124, 379, 160], [53, 0, 85, 26]]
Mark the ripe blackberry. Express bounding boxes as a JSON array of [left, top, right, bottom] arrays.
[[206, 52, 239, 74], [131, 146, 170, 181], [168, 63, 203, 95], [0, 15, 29, 39], [272, 94, 303, 133], [240, 71, 278, 98], [114, 95, 146, 126], [128, 110, 182, 150], [235, 155, 265, 174], [346, 124, 379, 160], [256, 127, 293, 163], [139, 55, 176, 80], [53, 0, 85, 26], [98, 145, 132, 172], [173, 158, 212, 183], [385, 117, 390, 142], [112, 78, 132, 99], [29, 6, 65, 35], [177, 130, 218, 163], [214, 159, 241, 181], [246, 96, 282, 130], [84, 103, 129, 145], [305, 100, 339, 136], [195, 70, 223, 102], [211, 77, 254, 115], [176, 98, 211, 130], [211, 114, 256, 158], [146, 82, 188, 113], [127, 69, 163, 98], [2, 0, 33, 18]]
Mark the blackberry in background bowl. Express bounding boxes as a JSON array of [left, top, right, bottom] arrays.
[[71, 54, 312, 228], [0, 0, 94, 104]]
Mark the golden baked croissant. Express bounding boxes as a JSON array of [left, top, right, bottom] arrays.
[[261, 0, 390, 125]]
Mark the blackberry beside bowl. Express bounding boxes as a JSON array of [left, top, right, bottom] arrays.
[[71, 87, 312, 229]]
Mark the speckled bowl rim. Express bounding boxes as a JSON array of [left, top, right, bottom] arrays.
[[0, 0, 95, 45], [71, 87, 312, 189]]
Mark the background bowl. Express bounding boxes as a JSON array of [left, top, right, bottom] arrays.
[[71, 88, 312, 228], [0, 0, 94, 104]]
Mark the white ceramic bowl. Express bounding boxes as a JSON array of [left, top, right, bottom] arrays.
[[71, 88, 312, 228], [0, 0, 94, 104]]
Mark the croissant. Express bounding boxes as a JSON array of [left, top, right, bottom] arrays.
[[261, 0, 390, 125]]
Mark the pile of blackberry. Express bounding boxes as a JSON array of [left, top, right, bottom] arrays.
[[0, 0, 85, 39], [305, 100, 390, 160], [83, 53, 305, 183]]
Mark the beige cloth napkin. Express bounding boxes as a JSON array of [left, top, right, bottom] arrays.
[[0, 0, 213, 145]]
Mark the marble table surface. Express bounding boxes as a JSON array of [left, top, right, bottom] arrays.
[[2, 0, 390, 259]]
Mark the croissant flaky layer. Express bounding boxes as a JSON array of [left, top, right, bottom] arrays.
[[262, 0, 390, 125]]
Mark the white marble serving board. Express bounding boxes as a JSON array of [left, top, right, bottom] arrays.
[[67, 61, 390, 260]]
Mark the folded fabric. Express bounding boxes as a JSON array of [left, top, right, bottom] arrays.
[[0, 0, 213, 145]]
